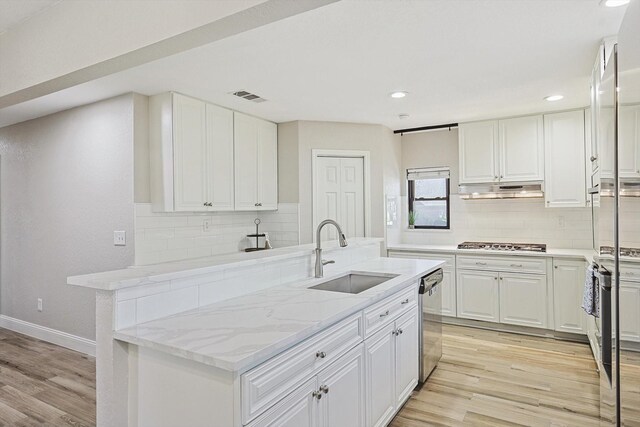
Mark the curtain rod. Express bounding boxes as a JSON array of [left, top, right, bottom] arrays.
[[393, 122, 458, 135]]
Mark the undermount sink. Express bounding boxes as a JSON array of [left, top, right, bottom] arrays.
[[308, 273, 399, 294]]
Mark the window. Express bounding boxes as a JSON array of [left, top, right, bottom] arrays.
[[407, 168, 450, 229]]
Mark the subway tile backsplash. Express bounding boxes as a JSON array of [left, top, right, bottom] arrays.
[[134, 203, 300, 265], [397, 196, 593, 249]]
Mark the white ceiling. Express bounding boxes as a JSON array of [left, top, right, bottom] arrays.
[[0, 0, 59, 35], [0, 0, 628, 130]]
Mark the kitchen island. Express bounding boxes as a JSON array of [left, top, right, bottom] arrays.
[[69, 238, 443, 427]]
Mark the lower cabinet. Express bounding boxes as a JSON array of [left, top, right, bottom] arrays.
[[365, 310, 419, 427], [620, 281, 640, 342], [456, 270, 500, 322], [499, 272, 548, 328], [249, 344, 366, 427], [553, 260, 587, 334]]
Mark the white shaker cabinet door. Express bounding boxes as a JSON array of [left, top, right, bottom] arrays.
[[364, 323, 396, 427], [620, 282, 640, 342], [456, 270, 500, 323], [257, 119, 278, 210], [247, 378, 319, 427], [498, 115, 544, 182], [618, 105, 640, 178], [544, 110, 587, 208], [499, 272, 548, 329], [172, 94, 209, 212], [394, 310, 419, 407], [234, 112, 260, 210], [441, 269, 457, 317], [317, 344, 366, 427], [553, 260, 587, 334], [206, 103, 234, 210], [459, 121, 499, 184]]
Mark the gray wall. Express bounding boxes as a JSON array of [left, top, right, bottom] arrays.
[[401, 128, 459, 195], [0, 94, 136, 340], [278, 120, 401, 244]]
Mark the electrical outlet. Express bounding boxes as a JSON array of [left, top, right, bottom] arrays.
[[114, 231, 126, 246], [37, 298, 43, 312], [203, 219, 210, 232]]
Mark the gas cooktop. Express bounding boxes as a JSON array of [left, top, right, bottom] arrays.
[[600, 246, 640, 258], [457, 241, 547, 253]]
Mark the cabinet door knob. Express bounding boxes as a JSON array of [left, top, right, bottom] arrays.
[[315, 351, 326, 359], [494, 175, 498, 179], [590, 155, 598, 162], [312, 391, 322, 400], [397, 328, 403, 335], [494, 277, 498, 280], [320, 385, 329, 394]]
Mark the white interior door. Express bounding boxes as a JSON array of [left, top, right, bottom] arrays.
[[315, 156, 365, 241]]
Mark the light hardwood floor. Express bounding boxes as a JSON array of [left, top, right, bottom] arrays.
[[0, 328, 95, 427], [0, 325, 637, 427], [392, 324, 640, 427]]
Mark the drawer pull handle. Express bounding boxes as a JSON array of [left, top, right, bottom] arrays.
[[401, 298, 410, 305], [312, 391, 322, 400], [510, 264, 523, 268], [320, 385, 329, 394], [379, 310, 390, 318], [315, 351, 326, 359], [476, 262, 487, 266]]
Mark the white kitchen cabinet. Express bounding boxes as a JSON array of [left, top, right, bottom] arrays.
[[459, 115, 544, 185], [620, 281, 640, 342], [387, 251, 457, 317], [248, 378, 318, 427], [456, 270, 500, 322], [498, 115, 544, 182], [317, 344, 366, 427], [553, 260, 587, 334], [365, 306, 419, 427], [499, 272, 548, 329], [365, 323, 396, 427], [394, 310, 419, 407], [544, 110, 587, 208], [149, 92, 235, 212], [459, 120, 499, 183], [234, 112, 278, 211], [618, 104, 640, 178]]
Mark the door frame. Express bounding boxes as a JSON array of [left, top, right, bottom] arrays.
[[311, 149, 371, 242]]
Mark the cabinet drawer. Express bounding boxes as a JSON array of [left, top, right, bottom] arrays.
[[363, 286, 417, 338], [241, 313, 363, 424], [620, 264, 640, 283], [388, 251, 455, 269], [457, 255, 546, 274]]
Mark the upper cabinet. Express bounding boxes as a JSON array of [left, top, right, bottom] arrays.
[[544, 110, 587, 208], [234, 112, 278, 211], [149, 92, 277, 212], [459, 115, 544, 184], [618, 105, 640, 178]]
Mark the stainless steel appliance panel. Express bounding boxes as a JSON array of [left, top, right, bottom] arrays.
[[417, 269, 443, 386]]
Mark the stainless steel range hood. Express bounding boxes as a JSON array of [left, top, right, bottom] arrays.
[[458, 182, 544, 199]]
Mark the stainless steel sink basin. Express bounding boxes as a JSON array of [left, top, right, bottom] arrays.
[[308, 273, 399, 294]]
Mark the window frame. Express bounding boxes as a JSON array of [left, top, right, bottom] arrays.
[[408, 177, 451, 230]]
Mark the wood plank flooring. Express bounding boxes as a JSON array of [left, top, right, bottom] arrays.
[[0, 328, 95, 427], [0, 325, 637, 427], [392, 324, 640, 427]]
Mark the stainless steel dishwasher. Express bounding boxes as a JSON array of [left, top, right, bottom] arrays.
[[417, 269, 443, 387]]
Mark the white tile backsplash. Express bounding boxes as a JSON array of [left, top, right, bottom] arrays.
[[134, 203, 300, 265], [396, 196, 593, 249]]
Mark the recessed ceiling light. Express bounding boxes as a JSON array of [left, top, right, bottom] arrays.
[[390, 91, 408, 99], [544, 94, 564, 102], [602, 0, 629, 7], [398, 113, 410, 119]]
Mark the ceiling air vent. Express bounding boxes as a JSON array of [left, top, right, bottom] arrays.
[[231, 90, 267, 103]]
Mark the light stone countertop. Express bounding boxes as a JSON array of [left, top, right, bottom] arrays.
[[68, 237, 383, 291], [113, 257, 443, 373], [386, 243, 597, 263]]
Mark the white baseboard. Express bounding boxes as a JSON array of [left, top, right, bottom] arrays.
[[0, 315, 96, 356]]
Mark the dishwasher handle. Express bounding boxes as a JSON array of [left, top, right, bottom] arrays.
[[419, 269, 443, 295]]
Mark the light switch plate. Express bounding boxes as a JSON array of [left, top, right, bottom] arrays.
[[114, 231, 126, 246]]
